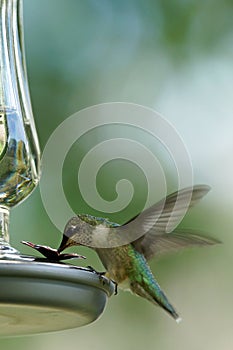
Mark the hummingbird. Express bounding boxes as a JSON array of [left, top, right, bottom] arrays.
[[58, 185, 220, 322]]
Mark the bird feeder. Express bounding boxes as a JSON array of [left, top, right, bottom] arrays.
[[0, 0, 114, 336]]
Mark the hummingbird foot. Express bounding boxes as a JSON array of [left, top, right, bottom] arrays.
[[86, 265, 106, 275], [86, 266, 118, 294], [86, 266, 107, 285]]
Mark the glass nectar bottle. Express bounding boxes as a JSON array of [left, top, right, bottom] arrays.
[[0, 0, 40, 257]]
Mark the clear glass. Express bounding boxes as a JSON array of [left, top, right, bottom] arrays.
[[0, 0, 40, 257]]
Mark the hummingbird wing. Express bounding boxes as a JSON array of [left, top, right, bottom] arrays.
[[133, 229, 220, 260], [119, 185, 219, 260]]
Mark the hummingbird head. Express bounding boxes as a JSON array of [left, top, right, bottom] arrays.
[[58, 215, 94, 253]]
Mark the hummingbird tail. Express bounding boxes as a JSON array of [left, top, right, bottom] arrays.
[[152, 291, 182, 323], [131, 280, 181, 323]]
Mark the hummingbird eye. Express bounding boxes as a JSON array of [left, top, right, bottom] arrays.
[[64, 216, 83, 237], [66, 225, 79, 237]]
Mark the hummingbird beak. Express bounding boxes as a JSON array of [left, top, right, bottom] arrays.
[[57, 235, 70, 253]]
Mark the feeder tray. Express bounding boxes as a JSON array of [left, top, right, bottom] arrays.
[[0, 258, 114, 336]]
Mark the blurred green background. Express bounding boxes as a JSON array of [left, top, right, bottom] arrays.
[[3, 0, 233, 349]]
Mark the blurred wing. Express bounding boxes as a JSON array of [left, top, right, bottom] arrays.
[[119, 185, 216, 259], [135, 229, 220, 260], [126, 185, 210, 234]]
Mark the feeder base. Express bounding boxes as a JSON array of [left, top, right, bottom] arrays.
[[0, 259, 114, 336]]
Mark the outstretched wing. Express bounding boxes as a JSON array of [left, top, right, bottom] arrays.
[[119, 185, 219, 260], [133, 229, 220, 260]]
